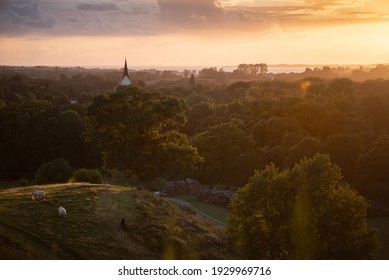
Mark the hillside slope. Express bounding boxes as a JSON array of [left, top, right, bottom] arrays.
[[0, 183, 231, 260]]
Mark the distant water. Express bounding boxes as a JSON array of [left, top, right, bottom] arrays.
[[221, 66, 307, 74], [268, 66, 307, 74]]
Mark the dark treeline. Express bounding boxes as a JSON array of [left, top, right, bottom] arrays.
[[2, 63, 389, 85], [1, 71, 389, 206], [196, 64, 389, 83]]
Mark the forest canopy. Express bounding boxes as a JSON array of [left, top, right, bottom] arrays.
[[1, 68, 389, 206]]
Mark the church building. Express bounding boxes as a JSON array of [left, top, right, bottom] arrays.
[[120, 58, 131, 86]]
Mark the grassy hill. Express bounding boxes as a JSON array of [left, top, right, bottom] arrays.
[[0, 183, 231, 260]]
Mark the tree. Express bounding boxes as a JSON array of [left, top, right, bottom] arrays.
[[233, 63, 268, 76], [228, 154, 377, 259], [286, 137, 322, 167], [84, 86, 202, 180], [191, 121, 256, 186], [323, 133, 365, 180], [34, 158, 73, 184], [70, 168, 102, 184], [55, 110, 85, 164], [358, 94, 389, 133], [258, 63, 268, 74], [290, 101, 333, 137], [189, 74, 195, 87], [356, 136, 389, 202], [252, 116, 305, 148]]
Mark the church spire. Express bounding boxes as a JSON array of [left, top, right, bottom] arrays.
[[122, 58, 129, 79], [120, 58, 131, 86]]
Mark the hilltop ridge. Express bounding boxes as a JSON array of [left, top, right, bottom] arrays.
[[0, 183, 230, 260]]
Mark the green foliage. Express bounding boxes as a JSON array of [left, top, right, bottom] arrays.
[[228, 154, 377, 259], [286, 137, 322, 167], [252, 117, 303, 148], [185, 101, 217, 136], [34, 158, 73, 184], [191, 121, 256, 186], [84, 87, 202, 180], [289, 101, 332, 137], [0, 96, 99, 179], [189, 74, 195, 87], [356, 136, 389, 202], [323, 133, 365, 180], [2, 70, 389, 209], [70, 168, 102, 184]]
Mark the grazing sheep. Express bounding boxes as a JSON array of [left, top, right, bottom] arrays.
[[32, 190, 46, 200], [58, 206, 67, 217]]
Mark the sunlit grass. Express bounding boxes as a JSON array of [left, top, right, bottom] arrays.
[[0, 183, 229, 259]]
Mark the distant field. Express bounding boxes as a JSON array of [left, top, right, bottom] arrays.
[[0, 183, 230, 260]]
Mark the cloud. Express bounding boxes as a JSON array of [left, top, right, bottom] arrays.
[[77, 2, 120, 12], [220, 0, 389, 31], [157, 0, 226, 27], [0, 0, 56, 30], [0, 0, 388, 37], [66, 16, 81, 23], [306, 0, 368, 9]]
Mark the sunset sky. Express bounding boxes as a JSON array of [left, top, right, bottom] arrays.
[[1, 0, 389, 67]]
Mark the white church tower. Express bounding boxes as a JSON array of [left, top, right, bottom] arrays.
[[120, 58, 131, 86]]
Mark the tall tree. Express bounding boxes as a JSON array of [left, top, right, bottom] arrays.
[[228, 154, 377, 259], [84, 86, 202, 180], [191, 121, 256, 186], [356, 136, 389, 202]]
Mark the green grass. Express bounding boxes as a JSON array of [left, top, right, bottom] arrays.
[[369, 217, 389, 259], [169, 196, 230, 226], [0, 183, 231, 260]]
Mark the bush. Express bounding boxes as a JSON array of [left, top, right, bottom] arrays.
[[34, 158, 73, 184], [146, 177, 168, 191], [70, 168, 102, 184]]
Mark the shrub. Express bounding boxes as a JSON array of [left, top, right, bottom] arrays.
[[146, 177, 168, 191], [34, 158, 73, 184], [70, 168, 102, 184]]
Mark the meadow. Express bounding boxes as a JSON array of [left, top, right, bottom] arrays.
[[0, 183, 230, 260]]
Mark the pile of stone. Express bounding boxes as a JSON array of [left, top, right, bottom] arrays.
[[162, 178, 234, 207], [196, 189, 234, 207], [162, 178, 205, 196]]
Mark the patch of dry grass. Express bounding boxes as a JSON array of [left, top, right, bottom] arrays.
[[0, 183, 231, 260]]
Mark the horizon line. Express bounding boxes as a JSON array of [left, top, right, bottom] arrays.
[[2, 62, 388, 70]]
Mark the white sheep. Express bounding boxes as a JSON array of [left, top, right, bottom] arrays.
[[32, 190, 46, 200], [58, 206, 67, 217]]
